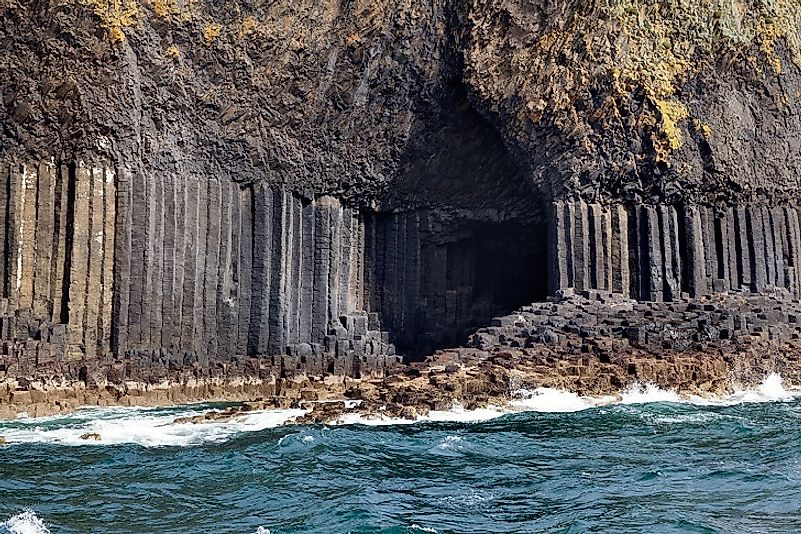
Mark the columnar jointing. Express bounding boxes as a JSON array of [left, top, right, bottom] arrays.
[[549, 201, 801, 301], [11, 162, 801, 377], [0, 162, 116, 368], [0, 161, 400, 378], [116, 178, 396, 378], [363, 211, 547, 357]]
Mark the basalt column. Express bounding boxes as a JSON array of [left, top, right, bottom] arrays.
[[363, 210, 547, 358], [0, 161, 116, 369], [115, 177, 396, 378], [549, 201, 801, 302]]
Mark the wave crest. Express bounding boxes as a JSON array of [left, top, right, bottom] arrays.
[[1, 511, 51, 534], [0, 374, 797, 443], [0, 406, 306, 447]]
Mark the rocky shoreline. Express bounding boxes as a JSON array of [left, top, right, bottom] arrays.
[[4, 0, 801, 439], [2, 293, 800, 425], [171, 338, 801, 427]]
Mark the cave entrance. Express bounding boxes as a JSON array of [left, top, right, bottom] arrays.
[[362, 78, 548, 359], [470, 221, 548, 311], [363, 213, 547, 360]]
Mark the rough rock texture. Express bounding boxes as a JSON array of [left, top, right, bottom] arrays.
[[2, 1, 801, 416], [182, 292, 801, 425], [463, 0, 801, 203], [3, 293, 801, 420], [3, 0, 800, 204], [1, 0, 472, 204]]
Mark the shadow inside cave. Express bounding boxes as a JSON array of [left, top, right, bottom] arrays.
[[363, 212, 547, 361], [361, 78, 550, 360]]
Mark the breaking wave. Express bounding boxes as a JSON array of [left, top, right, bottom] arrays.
[[341, 372, 800, 425], [0, 404, 305, 447], [0, 374, 797, 445], [509, 371, 797, 411], [3, 376, 801, 532], [1, 511, 50, 534]]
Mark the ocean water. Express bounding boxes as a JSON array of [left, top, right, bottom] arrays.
[[1, 376, 800, 533]]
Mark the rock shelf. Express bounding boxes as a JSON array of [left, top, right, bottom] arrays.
[[4, 293, 800, 421]]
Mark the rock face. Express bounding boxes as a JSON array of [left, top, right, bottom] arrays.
[[1, 0, 801, 412], [4, 1, 800, 203], [548, 201, 801, 301]]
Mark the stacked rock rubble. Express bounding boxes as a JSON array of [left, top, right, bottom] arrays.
[[472, 292, 801, 355]]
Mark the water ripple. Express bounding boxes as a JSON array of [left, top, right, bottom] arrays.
[[3, 392, 801, 532]]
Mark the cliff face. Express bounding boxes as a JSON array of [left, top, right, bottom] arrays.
[[4, 0, 801, 204], [1, 0, 461, 203], [1, 0, 801, 393], [462, 0, 801, 203]]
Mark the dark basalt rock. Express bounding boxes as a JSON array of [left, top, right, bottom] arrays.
[[1, 1, 801, 415], [3, 1, 800, 204]]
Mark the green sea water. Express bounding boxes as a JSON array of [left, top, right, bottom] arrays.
[[1, 378, 800, 533]]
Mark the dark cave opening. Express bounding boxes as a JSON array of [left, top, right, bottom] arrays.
[[363, 213, 548, 361], [470, 221, 548, 311], [361, 78, 549, 360]]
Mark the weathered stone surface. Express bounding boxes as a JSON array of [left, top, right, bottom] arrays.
[[3, 1, 801, 416], [4, 1, 801, 204], [4, 291, 801, 421]]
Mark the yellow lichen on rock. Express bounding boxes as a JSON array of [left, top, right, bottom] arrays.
[[755, 0, 801, 71], [652, 98, 690, 162], [240, 16, 258, 38], [654, 99, 689, 150], [152, 0, 173, 17], [202, 23, 221, 43], [81, 0, 200, 40], [466, 0, 801, 164], [693, 119, 713, 141], [82, 0, 140, 42], [609, 0, 800, 155]]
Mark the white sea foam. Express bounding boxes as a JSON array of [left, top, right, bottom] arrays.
[[0, 405, 306, 447], [509, 373, 800, 412], [424, 403, 506, 423], [651, 411, 727, 425], [509, 387, 611, 412], [666, 372, 800, 406], [335, 412, 419, 426], [437, 435, 463, 450], [327, 373, 801, 426], [1, 511, 51, 534], [726, 372, 797, 403], [620, 383, 682, 405], [333, 402, 506, 426], [1, 375, 797, 443]]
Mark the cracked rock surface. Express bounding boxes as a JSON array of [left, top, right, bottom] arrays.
[[2, 1, 800, 204]]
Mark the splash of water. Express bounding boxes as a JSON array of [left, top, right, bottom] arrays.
[[509, 387, 608, 412], [1, 511, 50, 534], [620, 383, 682, 405], [0, 374, 797, 445], [0, 405, 306, 447], [726, 372, 796, 404]]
